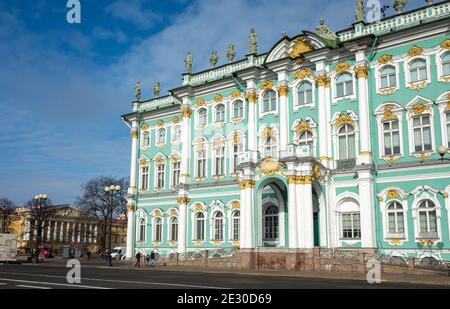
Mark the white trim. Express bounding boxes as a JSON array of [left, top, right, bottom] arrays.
[[411, 192, 442, 243], [212, 101, 227, 126], [292, 78, 315, 110], [405, 96, 435, 155], [437, 91, 450, 149], [171, 124, 182, 144], [330, 70, 357, 104], [193, 137, 208, 179], [374, 102, 405, 160], [135, 209, 148, 243], [435, 48, 450, 83], [195, 106, 208, 130], [153, 153, 167, 191], [379, 196, 409, 242], [230, 98, 246, 121], [331, 111, 359, 162], [371, 60, 401, 95], [403, 54, 432, 89], [334, 192, 360, 246], [152, 216, 163, 243], [258, 88, 279, 117], [155, 127, 167, 146], [212, 134, 226, 177]]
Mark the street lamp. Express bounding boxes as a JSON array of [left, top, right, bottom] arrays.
[[104, 185, 121, 253], [32, 193, 49, 264], [437, 146, 450, 162]]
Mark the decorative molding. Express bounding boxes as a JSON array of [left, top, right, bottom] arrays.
[[409, 103, 430, 116], [262, 127, 273, 138], [382, 104, 398, 121], [354, 65, 368, 79], [156, 120, 165, 127], [335, 113, 355, 127], [239, 179, 255, 190], [288, 37, 314, 59], [384, 155, 400, 165], [155, 156, 165, 165], [294, 120, 312, 134], [171, 116, 180, 124], [441, 38, 450, 50], [407, 45, 424, 57], [378, 54, 393, 64], [177, 196, 190, 205], [130, 129, 138, 139], [294, 67, 312, 79], [214, 94, 223, 103], [314, 74, 331, 88], [180, 106, 192, 118], [259, 80, 273, 90], [231, 90, 241, 99], [196, 98, 206, 106], [409, 81, 427, 90], [231, 201, 240, 209], [335, 62, 351, 74], [245, 92, 258, 104], [387, 189, 400, 200], [127, 205, 136, 212], [140, 123, 149, 130], [259, 157, 284, 177], [139, 159, 150, 166], [312, 164, 325, 181], [277, 84, 289, 96], [379, 86, 397, 96], [415, 152, 432, 162]]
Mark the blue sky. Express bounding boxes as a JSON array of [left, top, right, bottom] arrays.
[[0, 0, 426, 205]]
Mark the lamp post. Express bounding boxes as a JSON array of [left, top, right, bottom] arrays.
[[104, 185, 121, 253], [32, 193, 48, 264], [437, 146, 450, 162]]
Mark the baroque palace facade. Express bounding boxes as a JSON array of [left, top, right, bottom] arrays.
[[122, 1, 450, 263]]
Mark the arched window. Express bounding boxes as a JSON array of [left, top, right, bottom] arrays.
[[213, 212, 224, 241], [215, 104, 225, 122], [138, 218, 146, 242], [264, 205, 279, 240], [298, 131, 313, 147], [262, 90, 277, 113], [154, 217, 162, 242], [418, 200, 438, 238], [233, 100, 244, 118], [157, 128, 166, 144], [198, 108, 207, 126], [297, 81, 313, 105], [339, 200, 361, 240], [336, 73, 353, 97], [263, 136, 278, 158], [387, 202, 405, 236], [412, 114, 432, 152], [195, 213, 205, 241], [142, 131, 150, 147], [382, 119, 401, 156], [172, 125, 181, 143], [170, 217, 178, 242], [214, 144, 225, 176], [232, 210, 240, 240], [380, 65, 397, 89], [337, 124, 356, 160], [409, 59, 427, 82], [442, 52, 450, 77]]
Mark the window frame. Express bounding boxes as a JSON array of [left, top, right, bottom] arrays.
[[263, 205, 279, 241], [337, 124, 356, 160], [259, 89, 278, 117], [404, 56, 431, 89], [194, 212, 206, 241]]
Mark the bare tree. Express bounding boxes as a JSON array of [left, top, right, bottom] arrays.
[[75, 176, 128, 255], [0, 198, 16, 233]]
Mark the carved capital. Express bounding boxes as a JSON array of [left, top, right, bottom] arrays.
[[277, 84, 289, 97], [315, 74, 330, 88], [180, 106, 192, 118], [355, 65, 368, 79], [378, 54, 393, 64], [239, 179, 255, 190], [130, 129, 138, 139], [245, 92, 258, 104], [127, 205, 136, 212], [177, 196, 190, 205]]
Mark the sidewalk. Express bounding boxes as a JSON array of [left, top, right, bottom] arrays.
[[17, 256, 450, 287]]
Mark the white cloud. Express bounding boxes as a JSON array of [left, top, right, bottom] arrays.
[[106, 0, 162, 30]]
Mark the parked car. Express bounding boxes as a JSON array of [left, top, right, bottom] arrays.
[[110, 247, 126, 260]]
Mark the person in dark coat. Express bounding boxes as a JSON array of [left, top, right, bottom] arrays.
[[135, 252, 141, 268]]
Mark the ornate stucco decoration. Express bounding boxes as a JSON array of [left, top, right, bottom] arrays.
[[354, 65, 368, 79], [134, 81, 141, 102], [378, 54, 393, 64], [214, 94, 223, 103], [409, 103, 429, 116], [170, 153, 180, 162], [177, 196, 190, 205], [127, 205, 136, 212], [441, 39, 450, 50], [335, 62, 351, 74], [153, 209, 163, 217], [155, 156, 165, 165], [260, 80, 273, 90], [384, 155, 400, 165], [410, 80, 427, 89], [239, 179, 255, 190], [245, 92, 258, 104], [296, 176, 314, 184], [141, 122, 150, 130], [387, 190, 400, 200], [262, 127, 273, 138], [407, 45, 424, 58], [231, 90, 241, 99], [380, 87, 397, 96], [196, 98, 206, 106], [419, 240, 436, 247], [294, 67, 312, 80], [382, 104, 398, 121], [194, 203, 205, 212], [259, 157, 285, 177], [231, 201, 240, 209], [213, 138, 224, 148], [389, 239, 404, 246], [277, 84, 289, 96], [232, 132, 241, 145], [445, 94, 450, 112], [294, 120, 312, 134], [156, 120, 165, 127], [335, 113, 355, 127], [172, 116, 180, 124], [130, 129, 138, 139], [169, 209, 178, 216], [315, 74, 331, 88], [288, 37, 314, 59], [312, 164, 325, 181], [415, 151, 432, 162], [180, 106, 192, 118], [315, 19, 337, 40], [139, 158, 149, 166]]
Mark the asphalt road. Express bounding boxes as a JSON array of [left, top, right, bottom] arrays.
[[0, 263, 446, 289]]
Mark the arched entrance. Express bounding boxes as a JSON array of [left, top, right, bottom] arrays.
[[257, 178, 287, 248]]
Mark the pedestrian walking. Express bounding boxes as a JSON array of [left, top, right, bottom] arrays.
[[145, 254, 150, 267], [135, 252, 141, 268], [150, 251, 156, 267], [87, 250, 91, 261], [106, 249, 113, 267]]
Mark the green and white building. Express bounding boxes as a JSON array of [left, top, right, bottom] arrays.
[[122, 1, 450, 264]]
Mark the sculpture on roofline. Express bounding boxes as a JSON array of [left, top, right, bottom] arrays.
[[185, 52, 192, 74], [393, 0, 408, 13], [315, 19, 337, 40], [134, 81, 141, 102], [249, 28, 258, 55], [355, 0, 365, 22], [210, 50, 219, 68], [227, 44, 236, 63], [153, 82, 160, 98]]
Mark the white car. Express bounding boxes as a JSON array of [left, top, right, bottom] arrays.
[[110, 247, 126, 260]]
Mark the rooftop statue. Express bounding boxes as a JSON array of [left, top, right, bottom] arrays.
[[355, 0, 365, 22], [227, 44, 236, 63], [249, 28, 258, 55], [134, 81, 141, 102], [210, 50, 219, 68], [315, 19, 337, 40], [185, 52, 193, 74], [393, 0, 408, 13], [153, 82, 160, 98]]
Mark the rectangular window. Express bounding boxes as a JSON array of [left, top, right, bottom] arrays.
[[413, 115, 432, 153], [197, 151, 206, 178], [157, 164, 165, 189], [214, 147, 224, 176], [341, 213, 361, 239], [233, 217, 239, 240], [446, 113, 450, 148], [141, 166, 149, 190], [383, 120, 401, 156], [172, 162, 180, 187], [233, 144, 243, 173]]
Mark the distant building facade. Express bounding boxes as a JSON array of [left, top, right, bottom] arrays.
[[122, 1, 450, 264]]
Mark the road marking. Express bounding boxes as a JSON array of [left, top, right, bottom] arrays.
[[0, 283, 6, 286], [0, 271, 231, 289], [0, 278, 111, 289], [16, 285, 52, 289]]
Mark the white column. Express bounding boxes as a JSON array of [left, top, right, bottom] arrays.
[[316, 72, 331, 165], [302, 178, 315, 249], [180, 104, 192, 184], [129, 122, 138, 195], [46, 221, 52, 241], [77, 223, 82, 243], [246, 82, 257, 161], [359, 170, 376, 248], [287, 177, 298, 248], [177, 197, 189, 254], [239, 180, 255, 249], [277, 73, 289, 153], [126, 207, 136, 259], [355, 52, 371, 164], [24, 220, 31, 241], [295, 183, 304, 248]]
